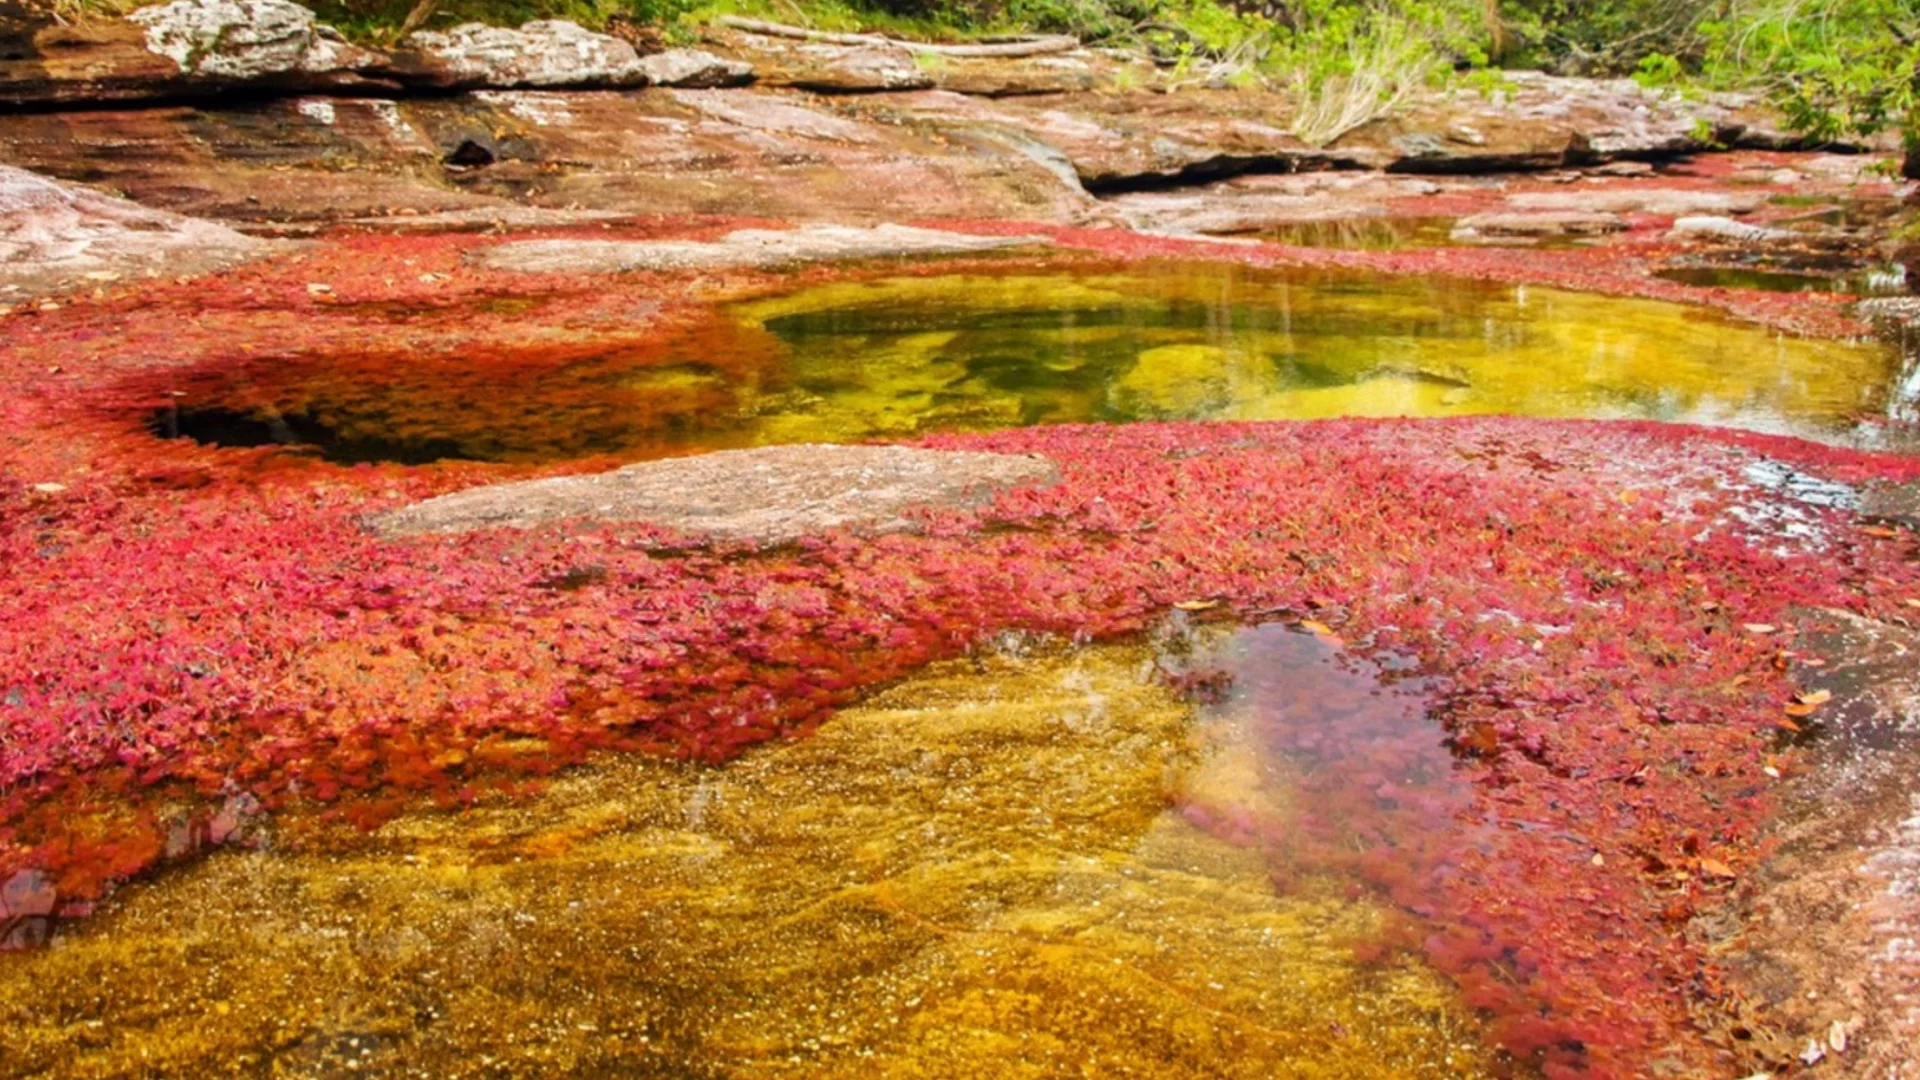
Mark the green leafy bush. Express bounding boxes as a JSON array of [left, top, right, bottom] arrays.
[[1703, 0, 1920, 153], [1491, 0, 1711, 73]]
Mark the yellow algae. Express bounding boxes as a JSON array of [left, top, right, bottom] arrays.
[[0, 644, 1490, 1079]]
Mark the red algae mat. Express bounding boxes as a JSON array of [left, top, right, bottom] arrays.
[[5, 232, 1920, 1076]]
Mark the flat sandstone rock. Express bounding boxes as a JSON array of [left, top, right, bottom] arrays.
[[0, 164, 281, 299], [474, 223, 1048, 274], [371, 444, 1058, 544]]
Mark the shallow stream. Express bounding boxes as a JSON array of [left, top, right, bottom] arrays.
[[149, 262, 1905, 465], [15, 257, 1920, 1077], [0, 632, 1496, 1078]]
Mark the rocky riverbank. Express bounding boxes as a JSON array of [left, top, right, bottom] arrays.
[[7, 3, 1920, 1077], [7, 0, 1912, 303]]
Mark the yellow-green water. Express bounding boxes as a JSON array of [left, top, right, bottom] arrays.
[[153, 263, 1903, 465], [0, 642, 1490, 1079], [736, 269, 1897, 441]]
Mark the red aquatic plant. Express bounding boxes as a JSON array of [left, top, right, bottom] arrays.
[[4, 229, 1920, 1075]]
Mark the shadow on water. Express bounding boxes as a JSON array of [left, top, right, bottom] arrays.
[[138, 262, 1902, 465]]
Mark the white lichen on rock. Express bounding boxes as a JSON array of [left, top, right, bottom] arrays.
[[636, 49, 754, 89], [402, 20, 648, 88], [129, 0, 376, 79]]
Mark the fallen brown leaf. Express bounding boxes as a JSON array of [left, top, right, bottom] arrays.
[[1698, 857, 1737, 880]]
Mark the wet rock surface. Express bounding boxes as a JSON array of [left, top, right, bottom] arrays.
[[1712, 609, 1920, 1077], [0, 90, 1098, 232], [1100, 172, 1444, 235], [371, 443, 1059, 544], [4, 8, 1920, 1073]]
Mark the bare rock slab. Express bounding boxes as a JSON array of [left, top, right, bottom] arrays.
[[0, 91, 1095, 228], [371, 444, 1058, 544], [475, 223, 1049, 274], [0, 164, 281, 301], [1509, 189, 1767, 216], [1451, 210, 1626, 242]]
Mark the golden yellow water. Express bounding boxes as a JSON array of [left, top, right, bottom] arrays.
[[155, 262, 1903, 465], [0, 643, 1490, 1079], [734, 268, 1899, 441]]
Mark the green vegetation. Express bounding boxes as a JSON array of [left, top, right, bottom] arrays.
[[59, 0, 1920, 156], [1702, 0, 1920, 155]]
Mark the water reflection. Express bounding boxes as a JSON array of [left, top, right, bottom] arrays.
[[1256, 217, 1464, 251], [143, 263, 1900, 465], [1653, 263, 1911, 297]]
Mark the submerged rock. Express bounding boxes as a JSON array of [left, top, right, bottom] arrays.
[[474, 222, 1049, 274], [370, 443, 1058, 544]]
